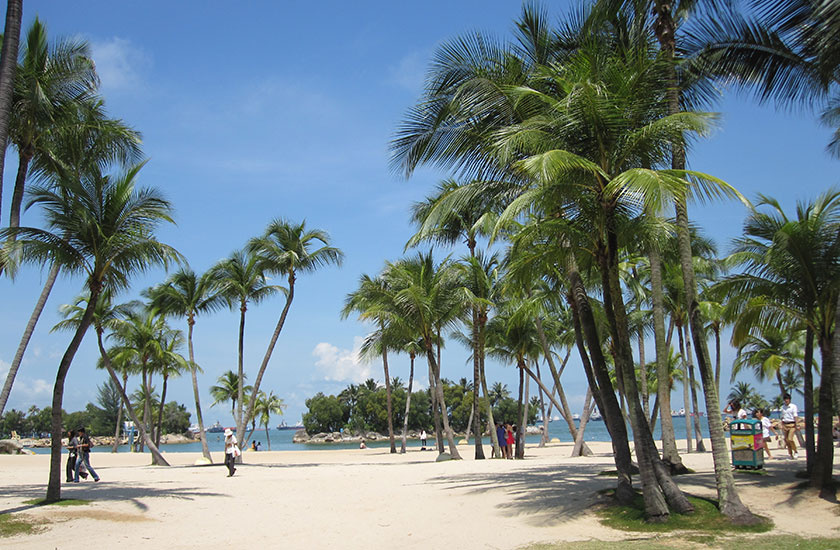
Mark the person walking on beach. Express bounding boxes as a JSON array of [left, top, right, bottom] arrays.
[[780, 394, 799, 459], [73, 428, 100, 482], [724, 400, 747, 420], [224, 428, 239, 477], [65, 430, 87, 482], [420, 429, 427, 450], [755, 409, 777, 460]]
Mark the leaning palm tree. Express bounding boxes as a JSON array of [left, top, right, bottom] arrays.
[[0, 0, 23, 223], [210, 249, 280, 431], [0, 161, 178, 502], [254, 390, 286, 451], [145, 267, 224, 462], [237, 219, 343, 452]]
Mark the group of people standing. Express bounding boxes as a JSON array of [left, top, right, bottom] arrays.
[[725, 393, 801, 460], [65, 427, 100, 483], [494, 423, 517, 459]]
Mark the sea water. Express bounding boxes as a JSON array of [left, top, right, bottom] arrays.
[[34, 415, 715, 454]]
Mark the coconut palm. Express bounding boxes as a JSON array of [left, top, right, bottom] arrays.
[[720, 190, 840, 495], [342, 272, 399, 453], [236, 219, 343, 451], [254, 391, 286, 451], [0, 99, 142, 416], [153, 331, 188, 448], [0, 0, 23, 222], [387, 253, 462, 459], [210, 249, 280, 431], [145, 268, 224, 462], [732, 325, 805, 398], [7, 18, 98, 229], [0, 161, 177, 501], [210, 370, 251, 421]]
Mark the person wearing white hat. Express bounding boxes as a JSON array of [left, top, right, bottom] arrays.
[[224, 428, 239, 477]]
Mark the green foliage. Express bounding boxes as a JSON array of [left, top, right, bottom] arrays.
[[302, 393, 349, 434], [0, 514, 37, 538], [161, 402, 191, 434]]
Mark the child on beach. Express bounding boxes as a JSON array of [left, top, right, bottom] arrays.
[[754, 409, 777, 459]]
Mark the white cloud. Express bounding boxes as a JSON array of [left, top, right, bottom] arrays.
[[0, 358, 9, 380], [12, 377, 52, 399], [312, 337, 372, 383], [91, 37, 152, 92], [388, 50, 429, 93]]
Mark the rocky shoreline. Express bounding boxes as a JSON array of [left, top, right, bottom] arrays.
[[0, 432, 197, 453], [293, 425, 545, 444]]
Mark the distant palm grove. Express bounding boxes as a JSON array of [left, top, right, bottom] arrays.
[[0, 0, 837, 523]]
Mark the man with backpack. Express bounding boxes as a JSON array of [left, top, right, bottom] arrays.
[[73, 427, 101, 483]]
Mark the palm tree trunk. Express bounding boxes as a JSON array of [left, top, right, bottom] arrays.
[[677, 323, 693, 452], [648, 240, 685, 472], [427, 346, 461, 459], [265, 424, 271, 451], [238, 275, 295, 448], [46, 291, 98, 503], [471, 309, 485, 459], [187, 319, 212, 462], [803, 327, 816, 472], [572, 389, 594, 457], [535, 316, 585, 445], [155, 375, 168, 448], [236, 303, 246, 434], [833, 294, 840, 414], [400, 353, 415, 454], [515, 361, 525, 459], [428, 361, 444, 453], [139, 365, 150, 453], [0, 263, 60, 415], [381, 344, 396, 454], [813, 340, 835, 498], [0, 0, 22, 228], [536, 363, 548, 447], [639, 328, 649, 420], [112, 374, 125, 453], [481, 361, 500, 457], [684, 327, 706, 452], [97, 330, 168, 467], [8, 150, 31, 229], [714, 325, 722, 402]]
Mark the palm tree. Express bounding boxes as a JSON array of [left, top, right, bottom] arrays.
[[7, 18, 98, 229], [153, 330, 188, 448], [720, 190, 840, 495], [238, 219, 343, 452], [211, 370, 251, 421], [211, 249, 280, 432], [254, 390, 286, 450], [0, 99, 142, 416], [342, 272, 399, 453], [145, 268, 224, 462], [0, 162, 177, 501], [732, 325, 805, 399], [387, 253, 462, 459], [0, 0, 23, 223]]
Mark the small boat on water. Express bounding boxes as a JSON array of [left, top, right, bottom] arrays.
[[277, 420, 304, 430], [206, 421, 226, 433]]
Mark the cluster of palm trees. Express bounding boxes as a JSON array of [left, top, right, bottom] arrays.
[[0, 17, 342, 502], [379, 0, 839, 523]]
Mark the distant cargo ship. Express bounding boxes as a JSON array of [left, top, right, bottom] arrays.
[[277, 421, 304, 430]]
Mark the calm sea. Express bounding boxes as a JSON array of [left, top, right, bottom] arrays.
[[32, 415, 718, 454]]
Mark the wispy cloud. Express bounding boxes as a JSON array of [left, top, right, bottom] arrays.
[[312, 337, 372, 383], [388, 50, 429, 93], [90, 37, 152, 93]]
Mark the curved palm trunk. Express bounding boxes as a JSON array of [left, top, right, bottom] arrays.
[[676, 324, 693, 452], [46, 291, 98, 502], [400, 353, 415, 453], [649, 241, 685, 472], [0, 0, 22, 227], [427, 346, 460, 459], [97, 330, 168, 467], [566, 267, 635, 505], [238, 275, 295, 450], [112, 372, 128, 452], [535, 317, 584, 442], [684, 329, 706, 452], [186, 318, 212, 462], [572, 390, 594, 457], [381, 344, 396, 453], [155, 375, 168, 448], [0, 263, 60, 415]]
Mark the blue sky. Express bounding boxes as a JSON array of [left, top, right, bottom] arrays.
[[0, 1, 835, 426]]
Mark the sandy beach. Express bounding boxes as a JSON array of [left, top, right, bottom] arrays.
[[1, 441, 838, 549]]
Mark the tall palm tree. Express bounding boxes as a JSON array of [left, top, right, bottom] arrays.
[[720, 190, 840, 495], [0, 99, 142, 416], [254, 390, 286, 451], [732, 325, 805, 398], [387, 253, 462, 459], [153, 330, 188, 448], [238, 219, 343, 452], [0, 161, 177, 501], [7, 18, 98, 229], [0, 0, 23, 223], [211, 370, 251, 422], [343, 272, 399, 453], [146, 267, 224, 462], [211, 249, 280, 432]]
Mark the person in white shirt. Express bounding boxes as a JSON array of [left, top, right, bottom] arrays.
[[224, 428, 239, 476], [780, 394, 799, 459], [755, 409, 777, 459]]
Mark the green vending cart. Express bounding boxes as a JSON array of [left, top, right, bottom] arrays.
[[730, 418, 764, 470]]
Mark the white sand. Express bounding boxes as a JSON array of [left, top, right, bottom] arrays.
[[1, 441, 838, 549]]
